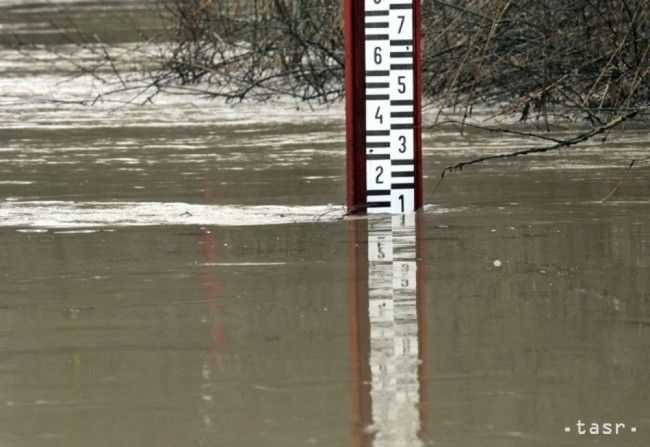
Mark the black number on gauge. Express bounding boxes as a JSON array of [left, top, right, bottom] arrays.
[[398, 135, 407, 153], [398, 16, 405, 33], [376, 166, 384, 184], [374, 47, 382, 65], [398, 76, 406, 94], [375, 106, 383, 124]]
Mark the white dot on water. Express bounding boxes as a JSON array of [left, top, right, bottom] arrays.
[[493, 260, 502, 267]]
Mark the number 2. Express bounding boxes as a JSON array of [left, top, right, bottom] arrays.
[[376, 166, 384, 184]]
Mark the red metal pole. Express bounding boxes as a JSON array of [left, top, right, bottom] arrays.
[[344, 0, 367, 213], [413, 1, 424, 210]]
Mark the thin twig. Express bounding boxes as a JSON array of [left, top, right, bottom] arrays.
[[440, 110, 642, 178], [433, 119, 567, 143], [600, 156, 650, 203]]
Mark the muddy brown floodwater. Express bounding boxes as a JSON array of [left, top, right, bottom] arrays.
[[1, 1, 649, 446]]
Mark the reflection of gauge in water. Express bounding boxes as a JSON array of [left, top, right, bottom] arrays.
[[366, 214, 423, 445]]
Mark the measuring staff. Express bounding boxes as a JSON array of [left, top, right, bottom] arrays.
[[345, 0, 423, 214]]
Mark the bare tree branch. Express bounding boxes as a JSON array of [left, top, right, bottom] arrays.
[[440, 109, 643, 177]]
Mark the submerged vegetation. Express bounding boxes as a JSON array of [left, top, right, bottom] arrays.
[[152, 0, 648, 125]]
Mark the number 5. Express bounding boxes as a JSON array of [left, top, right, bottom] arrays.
[[398, 76, 406, 94]]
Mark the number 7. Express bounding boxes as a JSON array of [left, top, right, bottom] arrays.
[[398, 16, 405, 33]]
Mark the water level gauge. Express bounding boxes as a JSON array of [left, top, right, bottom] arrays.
[[345, 0, 423, 214]]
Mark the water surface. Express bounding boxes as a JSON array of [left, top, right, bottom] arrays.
[[1, 2, 649, 446]]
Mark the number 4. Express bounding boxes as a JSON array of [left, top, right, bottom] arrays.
[[375, 106, 383, 124]]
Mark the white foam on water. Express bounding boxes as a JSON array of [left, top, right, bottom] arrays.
[[0, 201, 345, 228], [303, 175, 340, 180]]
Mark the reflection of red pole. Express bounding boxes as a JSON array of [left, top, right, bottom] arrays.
[[200, 174, 227, 368], [200, 229, 227, 368], [344, 0, 367, 213], [415, 210, 428, 439], [346, 220, 372, 447]]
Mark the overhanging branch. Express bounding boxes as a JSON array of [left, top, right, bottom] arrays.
[[440, 109, 643, 178]]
